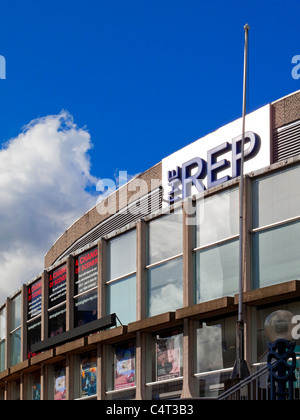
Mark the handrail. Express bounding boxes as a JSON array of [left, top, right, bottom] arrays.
[[217, 365, 269, 400], [218, 352, 300, 400]]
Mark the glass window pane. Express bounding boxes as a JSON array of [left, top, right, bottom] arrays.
[[30, 372, 41, 400], [74, 289, 98, 328], [0, 341, 5, 372], [49, 306, 66, 337], [114, 342, 135, 391], [196, 188, 239, 248], [49, 265, 67, 308], [196, 239, 239, 303], [148, 257, 183, 317], [74, 247, 98, 295], [196, 316, 236, 374], [148, 210, 182, 265], [80, 353, 97, 398], [10, 328, 21, 366], [252, 220, 300, 289], [0, 308, 6, 340], [53, 362, 67, 400], [10, 294, 21, 331], [106, 275, 136, 325], [27, 317, 41, 355], [156, 331, 183, 382], [28, 279, 42, 320], [252, 166, 300, 228], [108, 230, 136, 280], [256, 302, 300, 362]]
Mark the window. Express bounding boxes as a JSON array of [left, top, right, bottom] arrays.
[[48, 265, 67, 337], [195, 188, 239, 303], [27, 279, 42, 355], [106, 230, 136, 325], [74, 247, 98, 327], [145, 328, 183, 400], [27, 371, 41, 400], [106, 341, 136, 400], [252, 166, 300, 289], [10, 294, 21, 367], [75, 352, 97, 400], [0, 307, 6, 371], [48, 361, 67, 400], [147, 210, 183, 317], [195, 315, 236, 398], [255, 302, 300, 364]]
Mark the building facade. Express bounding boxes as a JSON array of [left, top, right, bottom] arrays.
[[0, 90, 300, 400]]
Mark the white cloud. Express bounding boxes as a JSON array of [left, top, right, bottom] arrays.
[[0, 111, 99, 302]]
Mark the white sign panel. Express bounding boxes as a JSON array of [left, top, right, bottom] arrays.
[[162, 104, 271, 206]]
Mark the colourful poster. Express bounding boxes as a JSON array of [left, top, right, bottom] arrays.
[[81, 361, 97, 397], [156, 334, 181, 381], [74, 247, 98, 295], [49, 264, 67, 308], [27, 279, 42, 320], [114, 343, 135, 390], [54, 374, 66, 400]]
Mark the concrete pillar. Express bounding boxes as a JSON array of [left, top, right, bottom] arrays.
[[98, 238, 107, 319], [136, 220, 146, 321]]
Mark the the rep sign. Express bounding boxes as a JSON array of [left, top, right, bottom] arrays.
[[162, 104, 271, 205]]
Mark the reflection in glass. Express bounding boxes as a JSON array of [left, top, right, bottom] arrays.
[[106, 275, 136, 325], [196, 188, 239, 248], [148, 211, 182, 265], [148, 257, 183, 317], [74, 289, 98, 327], [252, 221, 300, 289], [252, 166, 300, 229], [10, 329, 21, 366], [0, 341, 5, 372], [0, 307, 5, 340], [11, 294, 21, 331], [256, 302, 300, 362], [49, 306, 66, 337], [196, 317, 236, 374], [196, 239, 239, 303], [108, 230, 136, 280], [27, 317, 41, 353]]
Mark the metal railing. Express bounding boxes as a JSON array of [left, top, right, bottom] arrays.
[[218, 354, 300, 400]]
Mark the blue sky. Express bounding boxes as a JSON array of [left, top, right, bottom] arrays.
[[0, 0, 299, 299], [1, 0, 299, 178]]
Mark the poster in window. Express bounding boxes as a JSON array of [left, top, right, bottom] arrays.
[[80, 357, 97, 398], [27, 279, 42, 320], [49, 264, 67, 308], [54, 364, 66, 400], [32, 373, 41, 401], [114, 342, 135, 390], [156, 334, 181, 381], [74, 247, 98, 295]]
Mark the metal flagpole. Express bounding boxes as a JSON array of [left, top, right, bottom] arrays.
[[231, 23, 250, 380]]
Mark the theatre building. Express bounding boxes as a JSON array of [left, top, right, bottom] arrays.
[[1, 90, 300, 400]]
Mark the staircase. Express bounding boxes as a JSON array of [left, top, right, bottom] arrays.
[[217, 365, 270, 400], [218, 355, 300, 400]]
